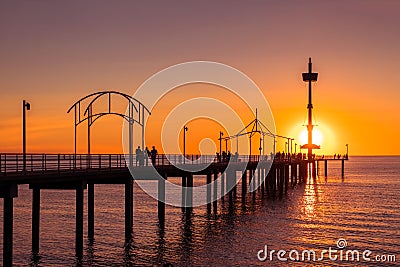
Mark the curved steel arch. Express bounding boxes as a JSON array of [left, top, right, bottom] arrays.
[[67, 91, 151, 168]]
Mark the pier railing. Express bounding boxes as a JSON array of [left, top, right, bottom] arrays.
[[0, 153, 274, 176]]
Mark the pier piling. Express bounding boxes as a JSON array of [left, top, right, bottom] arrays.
[[2, 184, 17, 267], [206, 173, 211, 213], [75, 187, 84, 258], [158, 174, 166, 224], [124, 180, 133, 240], [213, 171, 218, 213], [32, 188, 40, 254], [88, 183, 94, 239], [241, 170, 247, 202]]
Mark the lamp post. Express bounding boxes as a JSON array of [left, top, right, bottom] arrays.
[[290, 138, 294, 154], [219, 131, 223, 156], [346, 144, 349, 158], [295, 143, 297, 154], [23, 100, 31, 174], [183, 126, 188, 164]]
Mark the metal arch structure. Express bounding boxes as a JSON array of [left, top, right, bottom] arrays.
[[218, 109, 295, 157], [67, 91, 151, 168]]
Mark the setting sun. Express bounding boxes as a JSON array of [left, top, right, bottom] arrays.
[[299, 128, 323, 147]]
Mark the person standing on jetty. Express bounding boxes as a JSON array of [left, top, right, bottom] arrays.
[[135, 146, 141, 166], [151, 146, 158, 165], [145, 147, 150, 166]]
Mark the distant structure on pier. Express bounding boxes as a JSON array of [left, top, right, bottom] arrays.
[[300, 58, 320, 159]]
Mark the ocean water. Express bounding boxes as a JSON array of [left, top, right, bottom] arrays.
[[0, 156, 399, 266]]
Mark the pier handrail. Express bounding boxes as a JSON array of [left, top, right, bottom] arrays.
[[0, 153, 294, 176]]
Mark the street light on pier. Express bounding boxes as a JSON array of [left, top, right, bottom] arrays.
[[183, 126, 188, 164], [290, 138, 294, 154], [23, 100, 31, 174], [219, 131, 223, 156]]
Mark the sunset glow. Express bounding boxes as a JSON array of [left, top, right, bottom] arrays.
[[299, 128, 323, 147], [0, 1, 399, 156]]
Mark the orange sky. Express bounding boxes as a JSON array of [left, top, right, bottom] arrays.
[[1, 1, 399, 155]]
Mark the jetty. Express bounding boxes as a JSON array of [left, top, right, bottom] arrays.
[[0, 58, 348, 266]]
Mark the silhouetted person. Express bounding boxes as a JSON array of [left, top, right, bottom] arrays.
[[135, 146, 142, 166], [145, 147, 150, 166], [222, 151, 227, 162], [334, 154, 336, 159], [151, 146, 158, 165]]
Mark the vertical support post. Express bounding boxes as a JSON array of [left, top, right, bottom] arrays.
[[266, 167, 272, 195], [273, 165, 277, 192], [242, 170, 247, 202], [213, 171, 218, 213], [290, 164, 294, 186], [324, 159, 328, 177], [88, 183, 94, 239], [181, 175, 186, 212], [232, 171, 237, 197], [186, 174, 193, 215], [341, 159, 345, 178], [312, 161, 316, 179], [23, 100, 27, 174], [221, 172, 225, 200], [125, 180, 133, 240], [32, 188, 40, 254], [158, 174, 166, 225], [74, 108, 77, 170], [141, 106, 145, 150], [183, 126, 188, 164], [206, 173, 211, 213], [228, 170, 233, 205], [75, 186, 84, 258], [285, 164, 289, 193], [3, 193, 14, 267], [129, 105, 133, 169], [279, 165, 284, 196]]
